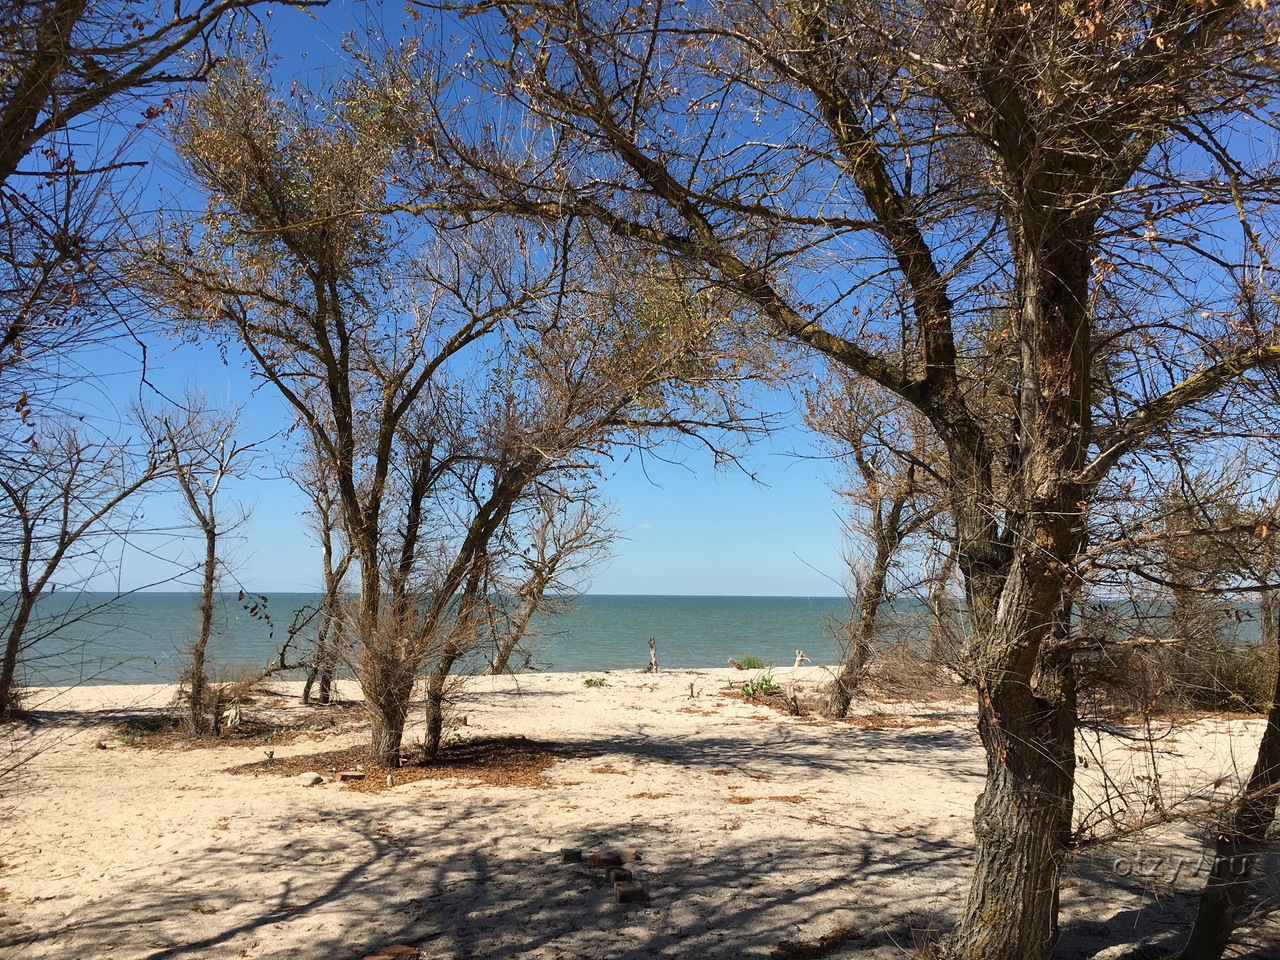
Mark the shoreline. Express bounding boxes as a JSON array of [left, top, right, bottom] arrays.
[[4, 669, 1272, 959]]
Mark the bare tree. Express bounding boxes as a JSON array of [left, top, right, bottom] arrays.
[[0, 0, 328, 410], [806, 373, 943, 715], [0, 416, 173, 712], [385, 3, 1280, 956], [485, 486, 615, 675], [150, 400, 258, 734], [0, 0, 327, 720], [294, 433, 354, 706]]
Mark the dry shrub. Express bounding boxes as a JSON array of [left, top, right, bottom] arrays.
[[869, 637, 964, 698], [1076, 639, 1277, 719], [1166, 637, 1276, 712], [1, 681, 26, 719], [212, 662, 270, 705], [1075, 643, 1168, 720]]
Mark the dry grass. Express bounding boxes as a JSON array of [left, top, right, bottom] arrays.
[[114, 705, 359, 750], [769, 925, 862, 959], [229, 735, 598, 793]]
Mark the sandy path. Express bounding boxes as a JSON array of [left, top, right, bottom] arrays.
[[1, 669, 1275, 959]]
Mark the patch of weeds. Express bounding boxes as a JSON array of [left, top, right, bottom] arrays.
[[115, 715, 180, 745], [583, 677, 608, 688], [741, 674, 781, 699], [737, 655, 768, 670]]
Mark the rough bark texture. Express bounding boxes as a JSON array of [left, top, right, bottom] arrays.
[[363, 653, 415, 767], [944, 219, 1091, 958]]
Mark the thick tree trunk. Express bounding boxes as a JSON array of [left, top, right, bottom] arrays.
[[363, 663, 415, 765], [357, 572, 417, 767], [362, 621, 416, 767], [945, 562, 1079, 960], [945, 223, 1090, 960], [1178, 615, 1280, 959], [367, 692, 410, 767]]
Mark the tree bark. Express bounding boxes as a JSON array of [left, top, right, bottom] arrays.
[[946, 566, 1080, 959], [945, 219, 1090, 959], [185, 523, 217, 735], [0, 594, 35, 715], [367, 696, 409, 767], [827, 533, 896, 718], [363, 659, 414, 766]]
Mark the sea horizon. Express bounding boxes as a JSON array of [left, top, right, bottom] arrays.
[[9, 591, 860, 687]]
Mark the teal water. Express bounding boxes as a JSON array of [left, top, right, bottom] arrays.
[[8, 592, 854, 687]]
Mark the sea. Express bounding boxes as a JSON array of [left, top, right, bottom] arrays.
[[10, 593, 859, 687]]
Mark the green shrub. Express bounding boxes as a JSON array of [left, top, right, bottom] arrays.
[[583, 677, 608, 688], [737, 655, 768, 670], [741, 674, 781, 699]]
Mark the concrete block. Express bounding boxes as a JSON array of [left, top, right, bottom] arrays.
[[614, 880, 646, 903], [587, 850, 623, 869]]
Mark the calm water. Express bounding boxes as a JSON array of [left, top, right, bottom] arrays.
[[10, 592, 854, 687]]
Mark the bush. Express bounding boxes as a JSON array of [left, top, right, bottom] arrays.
[[1168, 638, 1276, 712], [1076, 638, 1277, 718], [741, 674, 780, 699], [736, 655, 768, 670]]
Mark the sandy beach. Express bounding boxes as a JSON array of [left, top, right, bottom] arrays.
[[2, 668, 1276, 959]]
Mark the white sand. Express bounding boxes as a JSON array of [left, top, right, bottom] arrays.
[[1, 669, 1274, 959]]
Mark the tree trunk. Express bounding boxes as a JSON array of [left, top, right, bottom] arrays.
[[946, 575, 1079, 960], [362, 622, 416, 767], [303, 599, 341, 705], [186, 526, 217, 735], [945, 223, 1090, 960], [356, 544, 411, 765], [927, 546, 958, 662], [827, 539, 895, 718], [0, 593, 35, 715], [367, 693, 409, 767], [424, 642, 461, 759], [1178, 611, 1280, 959], [486, 575, 549, 675]]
